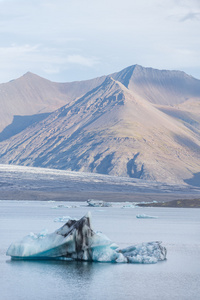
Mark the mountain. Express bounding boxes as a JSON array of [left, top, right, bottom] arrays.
[[112, 65, 200, 146], [112, 64, 200, 105], [0, 72, 105, 133], [0, 69, 200, 185]]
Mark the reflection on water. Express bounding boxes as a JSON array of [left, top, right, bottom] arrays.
[[4, 258, 122, 300], [6, 259, 96, 283], [4, 255, 200, 300]]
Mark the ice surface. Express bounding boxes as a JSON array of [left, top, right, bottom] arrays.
[[28, 229, 48, 239], [136, 214, 158, 219], [54, 216, 78, 222], [6, 212, 166, 263], [121, 242, 166, 263]]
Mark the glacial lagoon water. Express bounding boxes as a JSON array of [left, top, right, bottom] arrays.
[[0, 200, 200, 300]]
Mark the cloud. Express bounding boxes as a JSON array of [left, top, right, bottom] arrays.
[[173, 0, 200, 8], [41, 54, 100, 76], [0, 0, 199, 81], [180, 12, 200, 21], [66, 55, 100, 67], [0, 43, 101, 82], [170, 0, 200, 22], [0, 44, 39, 57]]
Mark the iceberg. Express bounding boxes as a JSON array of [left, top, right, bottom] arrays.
[[87, 199, 112, 207], [6, 212, 166, 263], [136, 214, 158, 219]]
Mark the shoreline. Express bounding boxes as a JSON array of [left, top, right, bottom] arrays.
[[137, 198, 200, 208], [1, 189, 200, 206]]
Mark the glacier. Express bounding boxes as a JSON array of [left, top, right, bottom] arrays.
[[6, 212, 167, 263]]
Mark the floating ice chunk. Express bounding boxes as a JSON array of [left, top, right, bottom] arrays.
[[136, 214, 158, 219], [54, 216, 78, 222], [120, 242, 166, 263], [87, 199, 111, 207], [6, 213, 166, 263], [51, 204, 79, 209], [51, 204, 67, 209], [122, 204, 135, 209]]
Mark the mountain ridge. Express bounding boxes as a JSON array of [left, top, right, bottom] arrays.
[[0, 65, 200, 184], [0, 73, 200, 184], [112, 64, 200, 105], [0, 71, 105, 132]]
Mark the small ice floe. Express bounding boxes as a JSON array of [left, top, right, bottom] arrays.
[[87, 199, 111, 207], [54, 216, 78, 222], [51, 205, 68, 209], [122, 203, 136, 209], [51, 204, 79, 209], [120, 242, 165, 263], [136, 214, 158, 219], [51, 206, 60, 209], [7, 213, 166, 264]]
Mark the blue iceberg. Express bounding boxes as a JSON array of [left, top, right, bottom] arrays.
[[6, 212, 167, 264]]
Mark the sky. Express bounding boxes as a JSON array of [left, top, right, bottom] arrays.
[[0, 0, 200, 83]]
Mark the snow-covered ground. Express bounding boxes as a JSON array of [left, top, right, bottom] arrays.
[[1, 200, 200, 300]]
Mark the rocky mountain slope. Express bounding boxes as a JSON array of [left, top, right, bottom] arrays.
[[112, 64, 200, 105], [0, 66, 200, 185], [0, 72, 105, 133]]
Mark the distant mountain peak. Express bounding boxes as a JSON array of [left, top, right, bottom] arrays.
[[21, 71, 50, 82], [111, 66, 136, 88], [23, 71, 34, 76]]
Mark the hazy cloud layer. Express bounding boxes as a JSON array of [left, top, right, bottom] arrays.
[[180, 12, 200, 22], [0, 0, 199, 82]]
